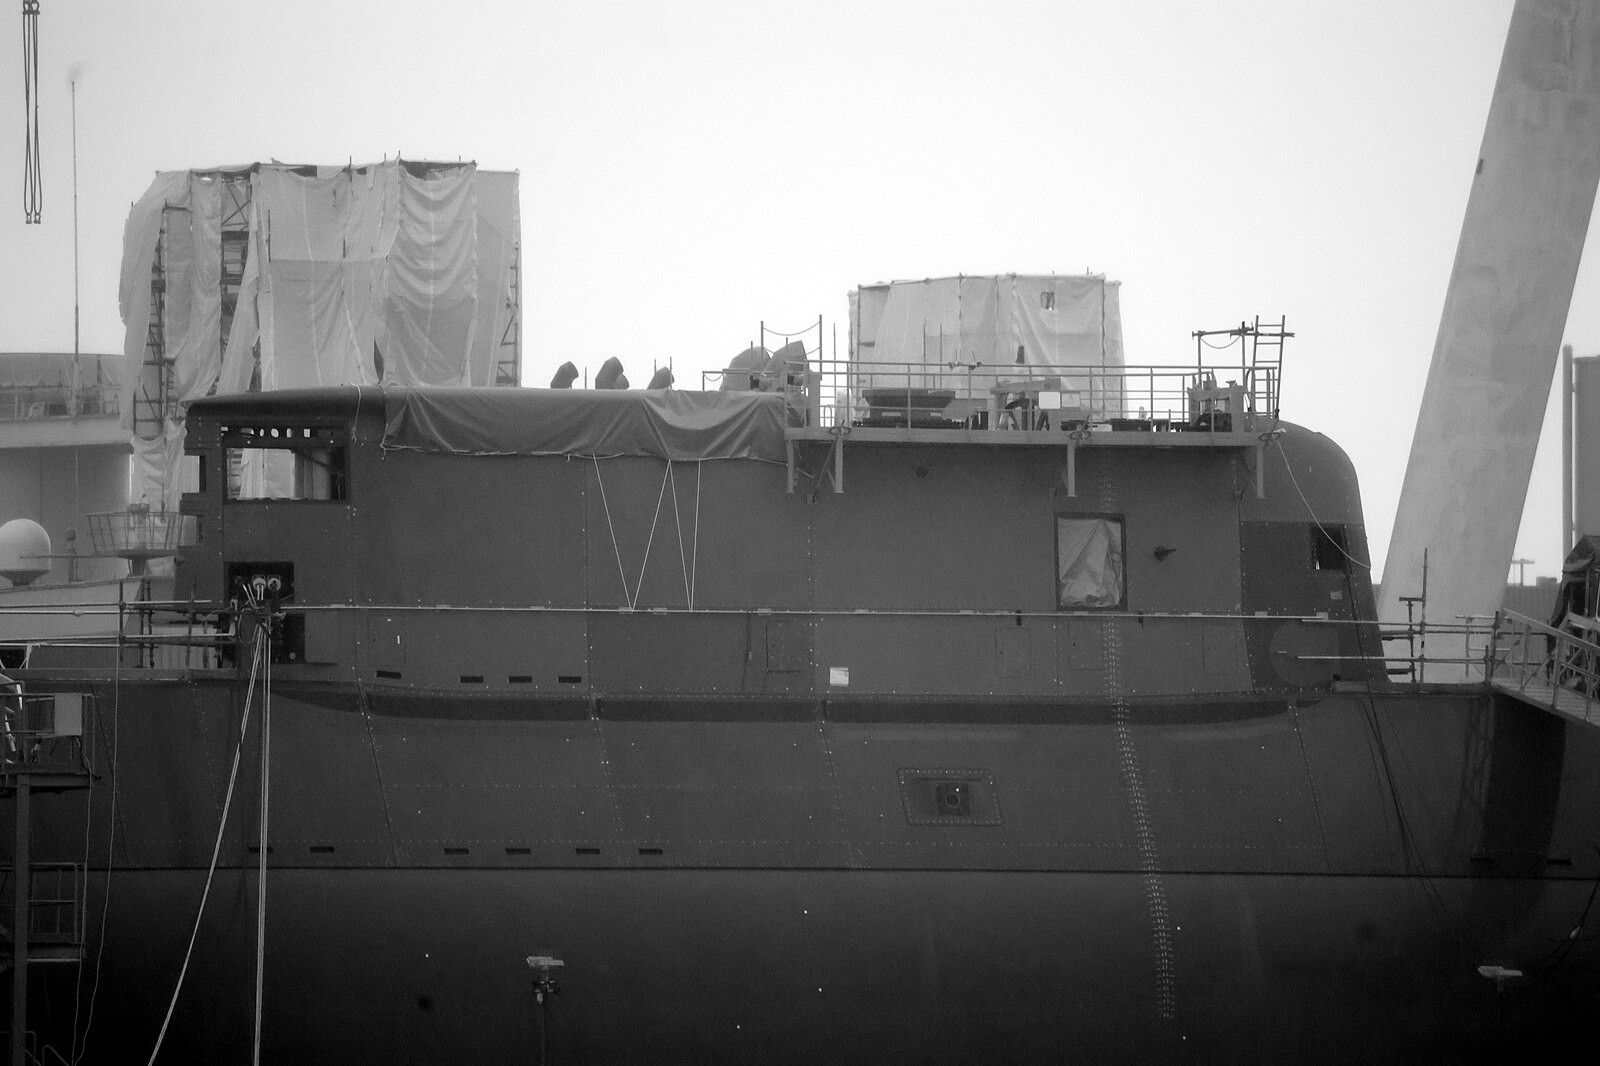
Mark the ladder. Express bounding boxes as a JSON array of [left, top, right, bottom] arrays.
[[1246, 315, 1291, 420]]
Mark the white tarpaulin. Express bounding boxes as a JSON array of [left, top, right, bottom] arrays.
[[849, 275, 1123, 411], [118, 160, 520, 508], [471, 170, 520, 388], [382, 165, 477, 387], [1379, 0, 1600, 679], [121, 159, 518, 405], [853, 275, 1122, 374]]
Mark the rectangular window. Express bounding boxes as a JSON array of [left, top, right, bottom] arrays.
[[1312, 525, 1348, 571], [1057, 515, 1125, 608], [223, 425, 347, 501]]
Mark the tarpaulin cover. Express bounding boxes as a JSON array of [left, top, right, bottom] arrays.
[[381, 388, 789, 463], [120, 160, 519, 412], [1549, 534, 1600, 626], [851, 274, 1123, 388]]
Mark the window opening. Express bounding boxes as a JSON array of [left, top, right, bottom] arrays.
[[222, 424, 347, 501], [1312, 525, 1348, 571], [1057, 515, 1125, 609]]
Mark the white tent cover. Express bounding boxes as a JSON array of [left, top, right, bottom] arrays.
[[118, 159, 520, 511], [849, 274, 1124, 393]]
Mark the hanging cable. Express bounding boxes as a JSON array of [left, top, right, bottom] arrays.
[[145, 625, 268, 1065], [591, 456, 634, 609], [252, 625, 271, 1066], [72, 570, 127, 1064], [22, 1, 42, 223]]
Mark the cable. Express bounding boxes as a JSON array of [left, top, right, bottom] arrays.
[[1272, 435, 1370, 570], [252, 633, 271, 1066], [72, 593, 126, 1063], [144, 628, 267, 1065], [591, 456, 634, 609]]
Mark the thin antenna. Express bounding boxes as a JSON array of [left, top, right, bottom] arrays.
[[72, 75, 80, 354], [22, 0, 42, 223]]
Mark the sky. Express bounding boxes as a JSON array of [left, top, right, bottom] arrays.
[[0, 0, 1591, 583]]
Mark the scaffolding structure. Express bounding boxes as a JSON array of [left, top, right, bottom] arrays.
[[126, 162, 523, 437]]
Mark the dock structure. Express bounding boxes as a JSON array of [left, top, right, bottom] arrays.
[[1488, 610, 1600, 728]]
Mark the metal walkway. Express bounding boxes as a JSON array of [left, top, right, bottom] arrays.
[[1488, 610, 1600, 727]]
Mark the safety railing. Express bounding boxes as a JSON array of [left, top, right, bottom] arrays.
[[0, 681, 92, 776], [0, 381, 120, 421], [86, 507, 197, 558], [1487, 609, 1600, 725], [0, 862, 84, 949], [707, 355, 1276, 433]]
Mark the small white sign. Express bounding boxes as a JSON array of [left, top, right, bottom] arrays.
[[829, 666, 850, 687]]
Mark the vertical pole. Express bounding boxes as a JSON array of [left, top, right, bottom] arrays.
[[10, 777, 31, 1066], [1563, 343, 1574, 550], [72, 79, 80, 357]]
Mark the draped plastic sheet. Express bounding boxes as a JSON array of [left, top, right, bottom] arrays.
[[380, 388, 788, 464], [1379, 0, 1600, 680], [255, 168, 375, 390], [119, 161, 519, 511], [172, 176, 223, 403], [471, 170, 520, 388], [849, 275, 1124, 395], [383, 167, 477, 387], [129, 418, 189, 511], [1056, 516, 1124, 608], [121, 161, 518, 403], [217, 193, 262, 395]]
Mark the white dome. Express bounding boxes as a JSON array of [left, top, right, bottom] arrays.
[[0, 518, 51, 586]]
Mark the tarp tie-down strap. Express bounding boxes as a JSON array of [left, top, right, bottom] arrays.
[[592, 457, 702, 611]]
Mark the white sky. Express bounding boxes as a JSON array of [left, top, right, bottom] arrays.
[[1, 0, 1593, 583]]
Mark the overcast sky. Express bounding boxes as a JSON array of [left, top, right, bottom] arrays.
[[1, 0, 1591, 582]]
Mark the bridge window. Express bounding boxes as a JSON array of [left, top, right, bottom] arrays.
[[222, 425, 347, 501], [1057, 515, 1125, 609]]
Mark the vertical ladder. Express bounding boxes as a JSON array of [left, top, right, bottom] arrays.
[[1247, 315, 1291, 420], [132, 210, 171, 438], [495, 239, 522, 387]]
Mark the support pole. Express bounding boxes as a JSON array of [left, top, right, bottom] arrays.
[[832, 429, 844, 493], [1564, 343, 1574, 550], [10, 777, 31, 1066]]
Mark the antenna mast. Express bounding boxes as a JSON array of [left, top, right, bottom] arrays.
[[22, 1, 42, 223]]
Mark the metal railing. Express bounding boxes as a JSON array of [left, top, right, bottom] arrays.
[[0, 862, 84, 948], [0, 381, 119, 422], [0, 682, 93, 776], [1487, 609, 1600, 725], [86, 508, 197, 558], [707, 355, 1276, 432]]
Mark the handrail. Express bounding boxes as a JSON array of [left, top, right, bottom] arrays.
[[1487, 609, 1600, 725], [705, 354, 1276, 432]]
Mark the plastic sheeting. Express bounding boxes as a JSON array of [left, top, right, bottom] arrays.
[[381, 388, 789, 463], [1057, 516, 1124, 608], [120, 160, 520, 419], [129, 417, 191, 513], [851, 274, 1123, 393], [1379, 0, 1600, 680]]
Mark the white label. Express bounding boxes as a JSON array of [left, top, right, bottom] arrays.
[[829, 666, 850, 687]]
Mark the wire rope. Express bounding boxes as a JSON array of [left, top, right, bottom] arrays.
[[251, 634, 271, 1065], [144, 628, 267, 1065], [71, 587, 127, 1063]]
